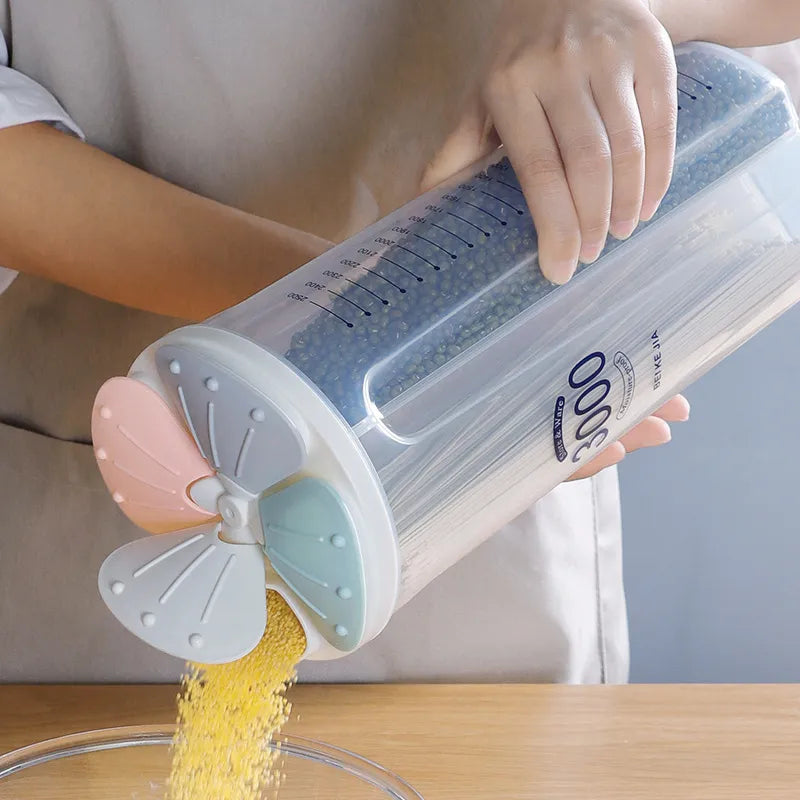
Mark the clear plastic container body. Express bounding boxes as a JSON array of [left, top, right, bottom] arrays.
[[209, 43, 800, 603], [0, 727, 423, 799]]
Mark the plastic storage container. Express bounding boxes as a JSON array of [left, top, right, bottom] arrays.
[[93, 42, 800, 665], [0, 727, 423, 799]]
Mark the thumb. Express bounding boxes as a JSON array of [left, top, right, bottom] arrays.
[[420, 96, 499, 192]]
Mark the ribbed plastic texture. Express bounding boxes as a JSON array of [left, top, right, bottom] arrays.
[[209, 43, 800, 604]]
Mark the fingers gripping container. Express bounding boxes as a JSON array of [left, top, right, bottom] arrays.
[[95, 43, 800, 664]]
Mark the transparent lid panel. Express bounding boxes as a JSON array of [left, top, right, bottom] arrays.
[[208, 43, 796, 434]]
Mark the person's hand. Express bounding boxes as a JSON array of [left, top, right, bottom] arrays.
[[421, 0, 684, 479], [481, 0, 684, 479], [567, 394, 689, 481], [464, 0, 683, 479], [483, 0, 677, 284]]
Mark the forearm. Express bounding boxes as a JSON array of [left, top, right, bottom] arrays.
[[0, 122, 329, 319], [653, 0, 800, 47]]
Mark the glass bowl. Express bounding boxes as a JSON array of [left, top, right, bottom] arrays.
[[0, 725, 422, 799]]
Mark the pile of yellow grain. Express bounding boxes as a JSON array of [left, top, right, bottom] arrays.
[[167, 590, 307, 800]]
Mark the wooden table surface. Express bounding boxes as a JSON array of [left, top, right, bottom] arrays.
[[1, 684, 799, 799]]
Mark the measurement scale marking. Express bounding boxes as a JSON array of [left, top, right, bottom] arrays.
[[380, 255, 424, 282], [678, 71, 712, 90], [479, 189, 525, 215], [328, 289, 371, 315], [446, 211, 491, 236], [463, 201, 507, 226], [431, 222, 474, 247], [396, 243, 443, 269], [346, 278, 389, 304], [494, 179, 524, 195], [363, 267, 406, 292], [411, 233, 456, 260], [309, 300, 353, 327]]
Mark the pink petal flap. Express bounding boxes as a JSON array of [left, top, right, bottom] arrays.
[[92, 376, 216, 534]]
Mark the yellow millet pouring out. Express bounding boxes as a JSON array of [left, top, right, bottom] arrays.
[[168, 591, 307, 800]]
